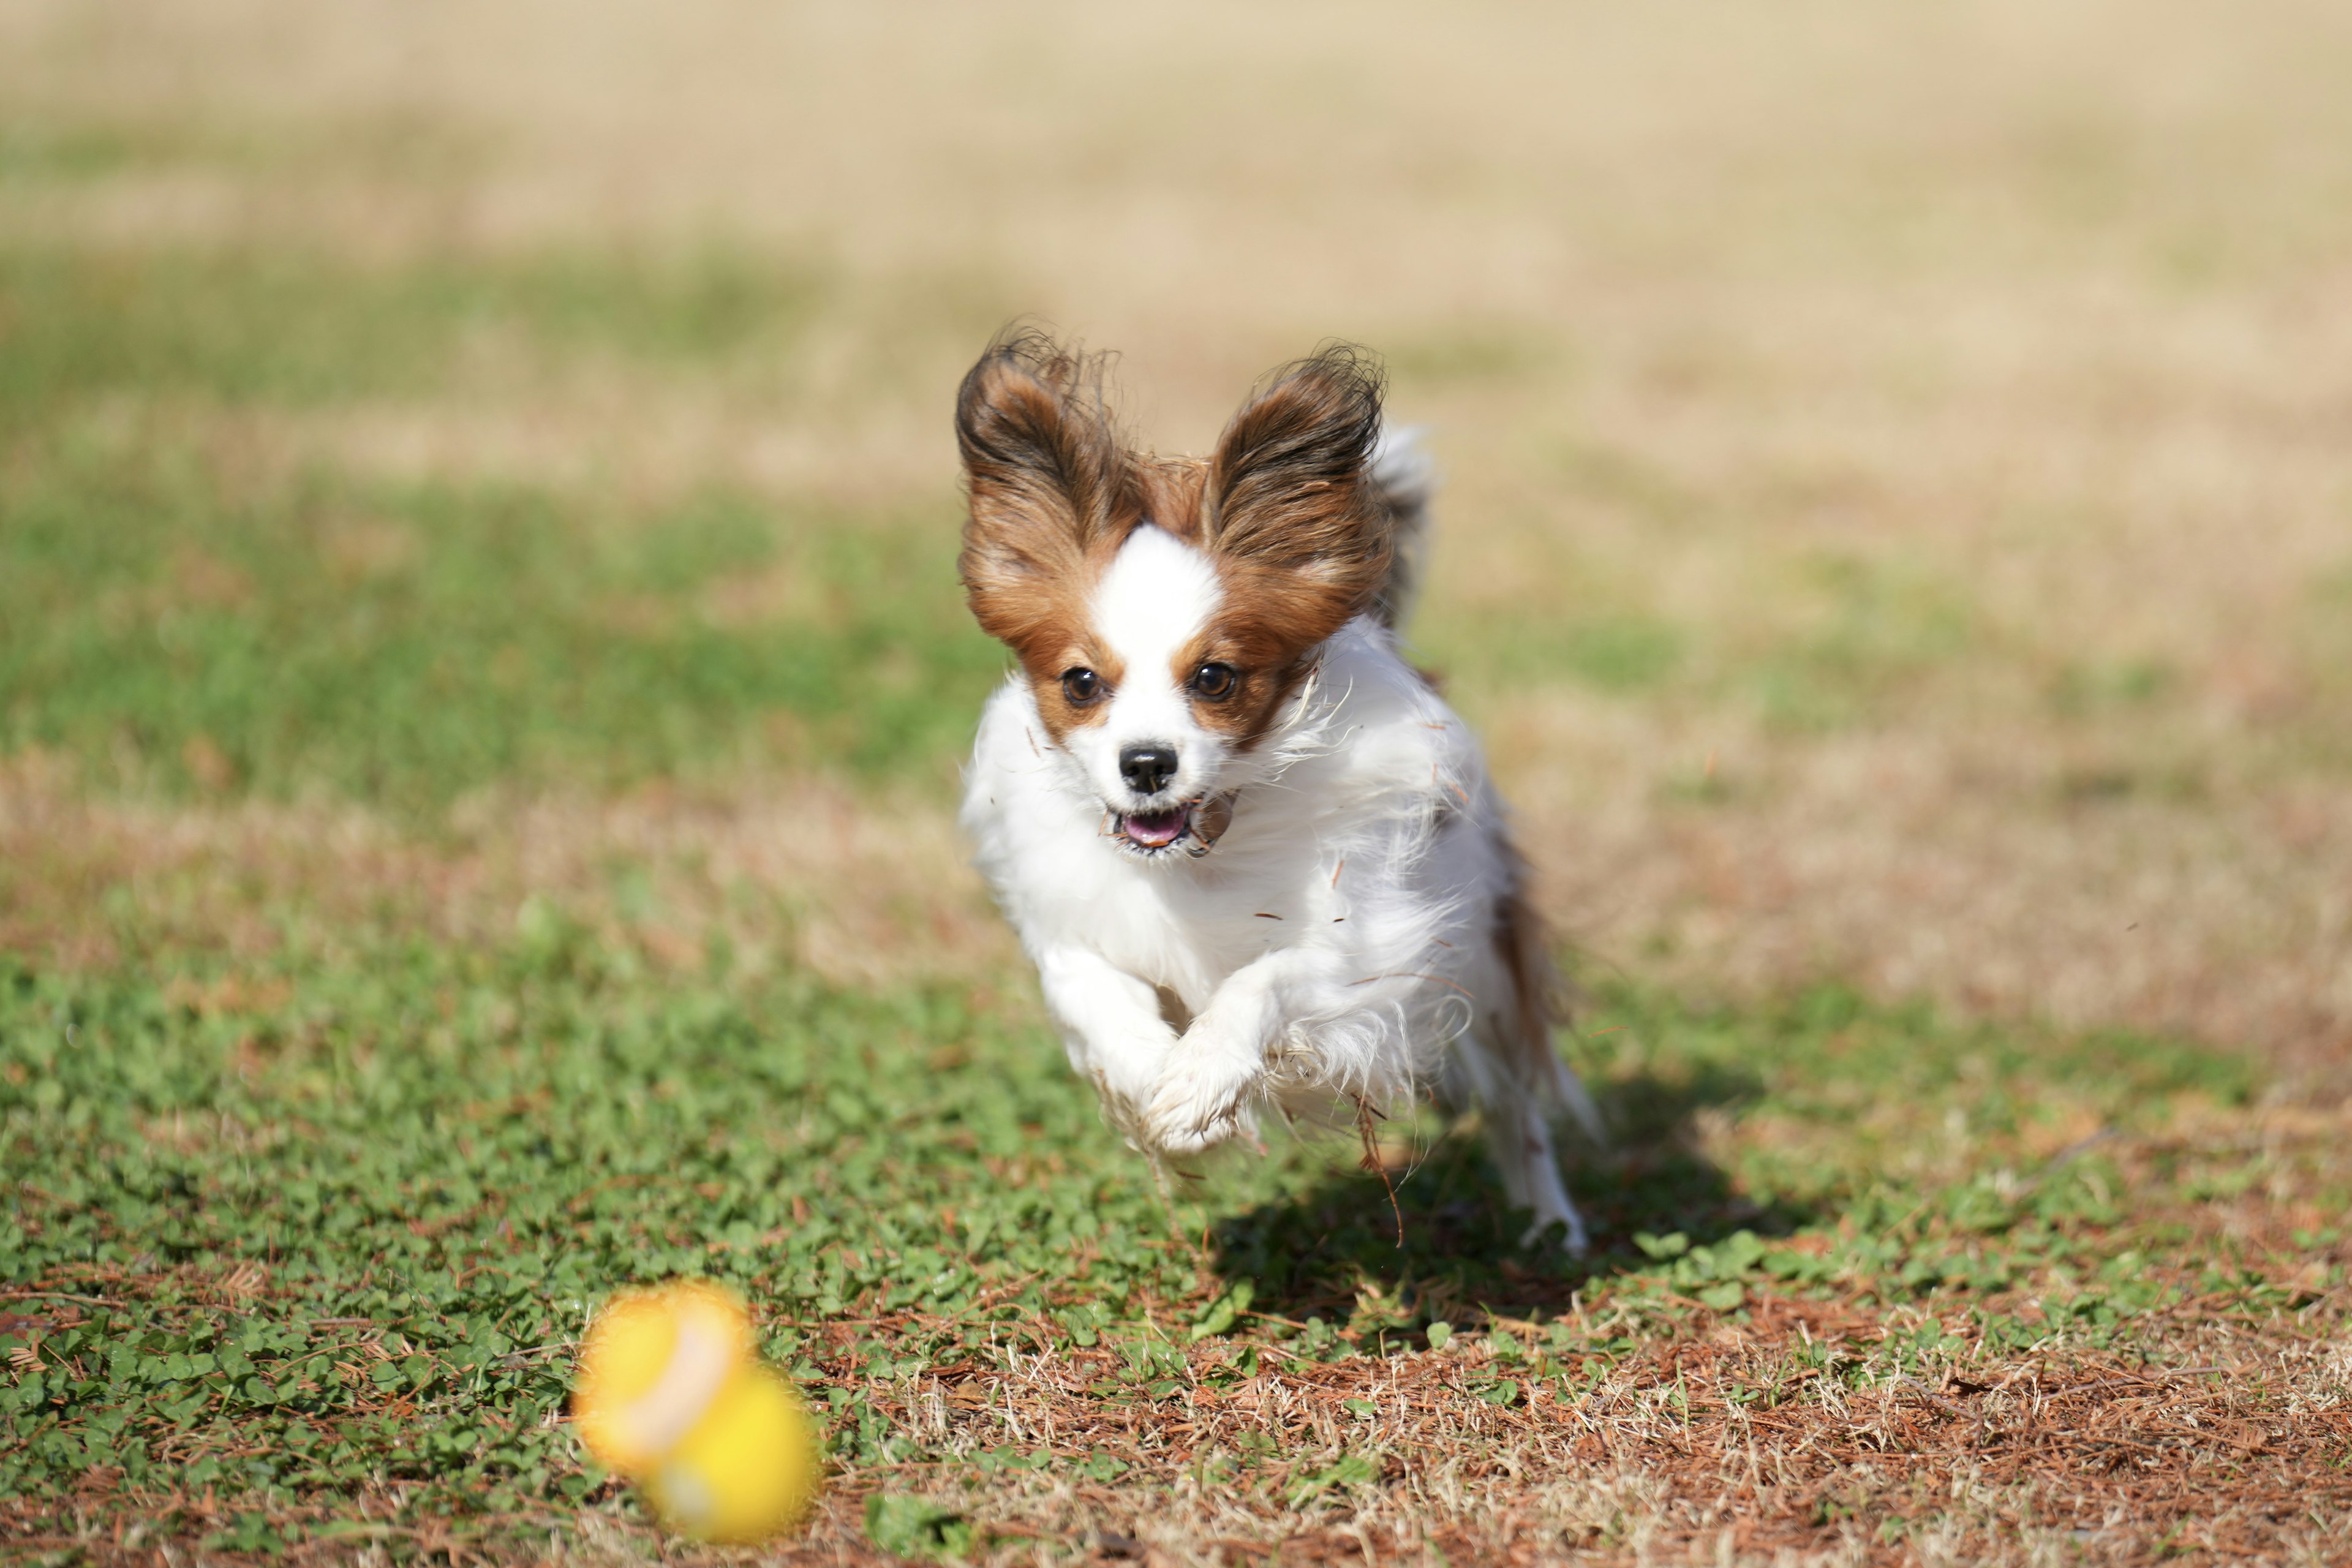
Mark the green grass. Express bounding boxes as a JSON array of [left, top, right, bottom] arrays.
[[0, 124, 159, 183], [1452, 614, 1687, 694], [0, 238, 1004, 811], [1425, 532, 1984, 727], [0, 232, 2016, 813], [1, 938, 1188, 1541], [5, 230, 2347, 1560], [0, 450, 1001, 811], [0, 934, 2293, 1551], [0, 244, 823, 424], [1738, 551, 1981, 731]]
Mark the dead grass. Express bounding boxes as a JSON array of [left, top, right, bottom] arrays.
[[1508, 703, 2352, 1089], [0, 753, 1012, 990], [15, 1098, 2352, 1566], [10, 713, 2347, 1097], [786, 1312, 2352, 1567], [9, 2, 2352, 1559], [10, 0, 2350, 1074]]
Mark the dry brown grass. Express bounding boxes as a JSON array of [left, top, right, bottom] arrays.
[[785, 1306, 2352, 1567], [7, 4, 2352, 1560], [9, 0, 2348, 1071], [15, 1099, 2352, 1566], [1510, 704, 2352, 1090], [0, 753, 1012, 990]]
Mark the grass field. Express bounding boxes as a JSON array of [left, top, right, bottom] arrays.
[[4, 1, 2351, 1562]]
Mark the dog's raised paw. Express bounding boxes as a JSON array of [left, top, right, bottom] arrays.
[[1141, 1055, 1261, 1156]]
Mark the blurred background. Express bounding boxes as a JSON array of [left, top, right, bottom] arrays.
[[4, 0, 2348, 1079]]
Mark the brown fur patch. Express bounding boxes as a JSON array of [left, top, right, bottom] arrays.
[[1202, 345, 1393, 653], [955, 331, 1147, 741], [1167, 617, 1316, 754], [1185, 345, 1395, 747], [1493, 832, 1577, 1107], [958, 338, 1400, 753], [1134, 458, 1210, 545]]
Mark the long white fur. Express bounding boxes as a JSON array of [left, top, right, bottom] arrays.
[[1054, 525, 1227, 815], [959, 435, 1591, 1251]]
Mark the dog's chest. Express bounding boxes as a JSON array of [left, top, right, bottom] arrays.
[[1039, 824, 1334, 1000]]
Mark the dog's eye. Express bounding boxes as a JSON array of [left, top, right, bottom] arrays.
[[1190, 662, 1238, 699], [1060, 668, 1104, 705]]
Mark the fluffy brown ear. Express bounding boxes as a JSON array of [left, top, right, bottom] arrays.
[[1203, 344, 1392, 650], [956, 331, 1137, 655]]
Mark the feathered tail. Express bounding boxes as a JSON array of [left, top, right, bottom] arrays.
[[1494, 839, 1608, 1145], [1367, 426, 1436, 633]]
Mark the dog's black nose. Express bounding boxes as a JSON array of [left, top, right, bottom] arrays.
[[1118, 744, 1178, 795]]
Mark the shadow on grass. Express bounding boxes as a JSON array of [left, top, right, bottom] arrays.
[[1207, 1064, 1807, 1332]]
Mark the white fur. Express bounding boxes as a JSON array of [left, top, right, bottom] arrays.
[[960, 507, 1594, 1251], [1061, 526, 1226, 813]]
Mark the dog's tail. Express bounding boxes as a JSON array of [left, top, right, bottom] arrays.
[[1495, 839, 1608, 1147], [1367, 426, 1436, 633]]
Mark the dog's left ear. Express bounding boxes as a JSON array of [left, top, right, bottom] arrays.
[[1204, 344, 1393, 649]]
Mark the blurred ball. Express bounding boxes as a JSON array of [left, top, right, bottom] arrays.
[[571, 1280, 821, 1544]]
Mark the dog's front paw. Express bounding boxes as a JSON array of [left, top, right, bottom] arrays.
[[1142, 1050, 1262, 1156]]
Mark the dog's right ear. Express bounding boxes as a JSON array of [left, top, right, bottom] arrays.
[[956, 332, 1134, 652]]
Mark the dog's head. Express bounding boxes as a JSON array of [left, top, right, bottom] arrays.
[[957, 332, 1393, 858]]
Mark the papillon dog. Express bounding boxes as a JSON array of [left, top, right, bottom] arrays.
[[955, 332, 1600, 1251]]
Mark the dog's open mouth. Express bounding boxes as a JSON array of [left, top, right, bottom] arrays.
[[1115, 805, 1192, 851], [1106, 794, 1234, 857]]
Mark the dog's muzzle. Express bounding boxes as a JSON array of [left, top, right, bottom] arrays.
[[1106, 794, 1237, 858]]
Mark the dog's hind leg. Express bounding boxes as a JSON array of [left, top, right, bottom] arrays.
[[1441, 991, 1593, 1255], [1468, 847, 1599, 1253], [1482, 1088, 1589, 1254]]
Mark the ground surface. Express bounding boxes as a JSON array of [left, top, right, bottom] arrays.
[[2, 2, 2350, 1563]]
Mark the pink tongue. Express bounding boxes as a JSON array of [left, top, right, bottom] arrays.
[[1124, 809, 1186, 847]]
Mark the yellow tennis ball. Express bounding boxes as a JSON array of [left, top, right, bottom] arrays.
[[570, 1281, 822, 1544], [645, 1363, 818, 1543]]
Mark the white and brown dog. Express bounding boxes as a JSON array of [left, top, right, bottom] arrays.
[[955, 333, 1599, 1250]]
